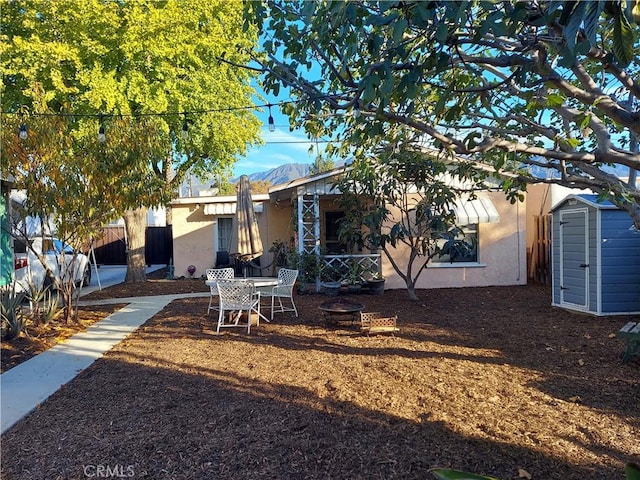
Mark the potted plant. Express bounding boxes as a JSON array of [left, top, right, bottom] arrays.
[[346, 261, 364, 294], [287, 250, 320, 294], [363, 270, 385, 295], [320, 262, 342, 296]]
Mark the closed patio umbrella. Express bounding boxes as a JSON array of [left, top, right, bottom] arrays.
[[230, 175, 263, 275]]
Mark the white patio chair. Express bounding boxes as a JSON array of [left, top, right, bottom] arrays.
[[262, 268, 299, 321], [216, 279, 261, 335], [206, 267, 235, 314]]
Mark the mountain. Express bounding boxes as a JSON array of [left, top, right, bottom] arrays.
[[245, 163, 311, 186], [179, 163, 312, 197]]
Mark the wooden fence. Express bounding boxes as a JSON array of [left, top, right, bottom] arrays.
[[92, 225, 172, 266], [528, 214, 551, 285]]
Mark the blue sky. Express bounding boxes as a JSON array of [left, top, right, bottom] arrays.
[[232, 87, 322, 177], [234, 103, 319, 177]]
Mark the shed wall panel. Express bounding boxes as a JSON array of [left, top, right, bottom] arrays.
[[600, 210, 640, 313], [587, 207, 599, 312]]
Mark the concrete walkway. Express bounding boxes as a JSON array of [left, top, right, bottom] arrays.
[[1, 282, 209, 434]]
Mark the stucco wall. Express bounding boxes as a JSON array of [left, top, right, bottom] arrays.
[[171, 203, 216, 278], [265, 201, 295, 253], [382, 191, 527, 290], [171, 200, 271, 278]]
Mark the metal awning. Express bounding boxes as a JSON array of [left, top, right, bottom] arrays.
[[453, 198, 500, 224], [203, 202, 263, 216]]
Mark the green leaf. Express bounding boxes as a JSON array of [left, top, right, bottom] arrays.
[[546, 93, 564, 107], [392, 17, 408, 45], [436, 22, 449, 43], [613, 8, 635, 66], [561, 1, 586, 51], [626, 463, 640, 480], [464, 131, 482, 149], [583, 1, 605, 47], [430, 468, 499, 480]]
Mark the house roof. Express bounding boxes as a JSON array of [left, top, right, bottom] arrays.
[[268, 160, 506, 204], [171, 193, 269, 205], [171, 193, 270, 215], [268, 165, 348, 202], [267, 148, 510, 203]]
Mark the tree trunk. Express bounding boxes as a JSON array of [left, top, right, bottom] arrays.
[[406, 281, 419, 301], [165, 204, 173, 226], [383, 246, 421, 301], [123, 207, 148, 283]]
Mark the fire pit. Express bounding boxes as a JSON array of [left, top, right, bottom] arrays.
[[318, 298, 365, 326]]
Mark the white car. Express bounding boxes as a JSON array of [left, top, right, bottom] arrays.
[[13, 237, 91, 293]]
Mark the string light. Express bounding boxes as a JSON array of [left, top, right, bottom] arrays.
[[97, 117, 106, 142], [268, 104, 276, 132], [181, 113, 189, 139], [5, 93, 353, 141], [353, 100, 361, 118]]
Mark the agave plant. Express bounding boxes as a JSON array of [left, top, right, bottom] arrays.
[[26, 281, 58, 325], [40, 289, 61, 325], [1, 286, 27, 340]]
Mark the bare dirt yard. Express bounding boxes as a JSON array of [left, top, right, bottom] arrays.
[[1, 272, 638, 480]]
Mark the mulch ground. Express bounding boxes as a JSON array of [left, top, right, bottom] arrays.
[[1, 303, 125, 373], [1, 270, 638, 480]]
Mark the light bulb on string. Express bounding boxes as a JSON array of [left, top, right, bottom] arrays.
[[268, 104, 276, 132], [181, 113, 189, 140], [19, 124, 28, 140], [97, 118, 106, 143]]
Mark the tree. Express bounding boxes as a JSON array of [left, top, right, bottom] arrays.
[[1, 94, 168, 321], [334, 128, 493, 300], [248, 179, 272, 194], [246, 1, 640, 226], [308, 156, 335, 175], [2, 0, 262, 282]]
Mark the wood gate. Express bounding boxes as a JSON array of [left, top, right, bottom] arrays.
[[145, 226, 173, 265], [92, 225, 172, 266], [528, 214, 551, 284], [93, 226, 126, 265]]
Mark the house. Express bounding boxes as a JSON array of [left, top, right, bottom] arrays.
[[171, 193, 271, 278], [171, 166, 529, 290]]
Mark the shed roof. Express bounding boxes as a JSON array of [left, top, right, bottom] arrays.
[[552, 194, 618, 211]]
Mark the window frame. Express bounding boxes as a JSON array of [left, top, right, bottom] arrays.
[[430, 223, 481, 266], [217, 217, 233, 253]]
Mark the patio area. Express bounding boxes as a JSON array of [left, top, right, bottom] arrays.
[[1, 281, 638, 479]]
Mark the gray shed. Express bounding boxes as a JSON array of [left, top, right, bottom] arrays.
[[551, 194, 640, 315]]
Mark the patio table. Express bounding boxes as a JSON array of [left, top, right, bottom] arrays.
[[205, 277, 278, 323]]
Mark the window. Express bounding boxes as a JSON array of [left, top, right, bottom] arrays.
[[432, 224, 478, 264], [324, 211, 346, 254], [217, 217, 233, 252]]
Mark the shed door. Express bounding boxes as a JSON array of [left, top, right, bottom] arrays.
[[559, 209, 589, 309]]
